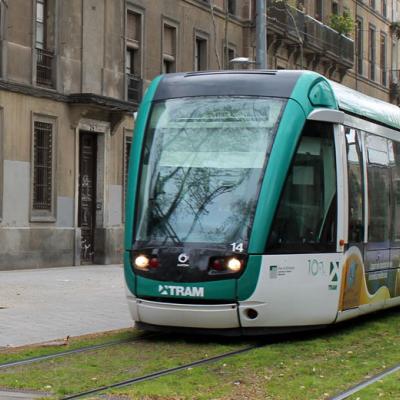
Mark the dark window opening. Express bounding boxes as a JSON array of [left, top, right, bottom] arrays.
[[380, 33, 387, 86], [332, 1, 339, 15], [228, 0, 236, 15], [315, 0, 323, 21], [195, 37, 207, 71], [33, 121, 53, 211], [266, 121, 337, 254], [163, 59, 175, 73], [356, 18, 363, 75], [126, 48, 142, 102], [224, 47, 235, 69], [369, 25, 376, 81]]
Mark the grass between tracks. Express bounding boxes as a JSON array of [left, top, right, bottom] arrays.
[[0, 309, 399, 400], [346, 370, 400, 400]]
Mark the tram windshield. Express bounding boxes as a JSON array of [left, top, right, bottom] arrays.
[[134, 96, 286, 246]]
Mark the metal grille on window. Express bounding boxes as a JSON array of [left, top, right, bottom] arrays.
[[33, 121, 52, 210]]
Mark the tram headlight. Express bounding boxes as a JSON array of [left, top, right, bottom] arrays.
[[226, 257, 242, 272], [134, 255, 150, 270], [209, 256, 244, 274]]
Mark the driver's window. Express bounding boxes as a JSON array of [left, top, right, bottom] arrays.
[[266, 121, 337, 253]]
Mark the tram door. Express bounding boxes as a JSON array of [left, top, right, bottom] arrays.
[[343, 128, 391, 310], [78, 132, 98, 264], [343, 128, 365, 310]]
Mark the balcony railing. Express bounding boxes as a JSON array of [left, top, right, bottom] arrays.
[[268, 1, 305, 42], [267, 2, 355, 69], [36, 48, 54, 88], [304, 15, 354, 66], [304, 15, 324, 51], [127, 74, 142, 103]]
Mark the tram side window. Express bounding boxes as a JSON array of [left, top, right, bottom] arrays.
[[365, 134, 391, 243], [392, 142, 400, 242], [266, 121, 337, 253], [346, 128, 364, 243]]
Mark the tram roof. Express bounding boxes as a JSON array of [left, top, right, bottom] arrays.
[[329, 80, 400, 132], [154, 70, 400, 131]]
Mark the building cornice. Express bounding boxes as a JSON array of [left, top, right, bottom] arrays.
[[0, 79, 136, 112]]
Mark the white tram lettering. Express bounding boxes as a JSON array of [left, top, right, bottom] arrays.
[[158, 285, 205, 297]]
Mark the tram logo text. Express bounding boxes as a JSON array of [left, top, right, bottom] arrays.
[[158, 285, 204, 297]]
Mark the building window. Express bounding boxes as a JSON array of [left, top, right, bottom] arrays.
[[163, 24, 177, 73], [356, 18, 363, 75], [36, 0, 46, 49], [228, 0, 236, 15], [126, 11, 141, 76], [224, 46, 235, 69], [370, 0, 376, 9], [380, 32, 387, 86], [382, 0, 387, 17], [126, 10, 142, 103], [32, 120, 54, 217], [332, 1, 339, 15], [368, 25, 376, 81], [315, 0, 323, 21], [35, 0, 54, 88], [194, 36, 208, 71]]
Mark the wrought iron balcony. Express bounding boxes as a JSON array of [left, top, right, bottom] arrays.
[[268, 1, 305, 42], [36, 48, 54, 88], [266, 1, 354, 73], [304, 15, 354, 68], [127, 74, 142, 103]]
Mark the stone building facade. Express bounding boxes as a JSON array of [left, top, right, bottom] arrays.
[[0, 0, 399, 269]]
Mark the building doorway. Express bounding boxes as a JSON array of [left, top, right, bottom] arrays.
[[78, 132, 97, 264]]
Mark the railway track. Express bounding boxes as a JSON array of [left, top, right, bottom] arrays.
[[0, 334, 159, 370], [60, 343, 262, 400], [329, 362, 400, 400], [1, 333, 264, 399], [3, 329, 398, 399]]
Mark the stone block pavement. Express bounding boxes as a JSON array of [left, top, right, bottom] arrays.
[[0, 265, 133, 348]]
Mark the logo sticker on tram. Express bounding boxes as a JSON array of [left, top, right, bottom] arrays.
[[177, 253, 190, 267], [158, 285, 204, 297]]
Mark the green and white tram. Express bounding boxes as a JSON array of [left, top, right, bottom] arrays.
[[124, 70, 400, 334]]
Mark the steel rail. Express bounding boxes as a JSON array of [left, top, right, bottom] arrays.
[[0, 336, 158, 370], [329, 362, 400, 400], [60, 344, 262, 400]]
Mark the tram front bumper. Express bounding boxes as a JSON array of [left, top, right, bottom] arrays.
[[127, 297, 240, 329]]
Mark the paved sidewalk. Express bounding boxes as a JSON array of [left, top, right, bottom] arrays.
[[0, 265, 133, 348]]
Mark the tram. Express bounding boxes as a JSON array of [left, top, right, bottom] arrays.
[[124, 70, 400, 334]]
